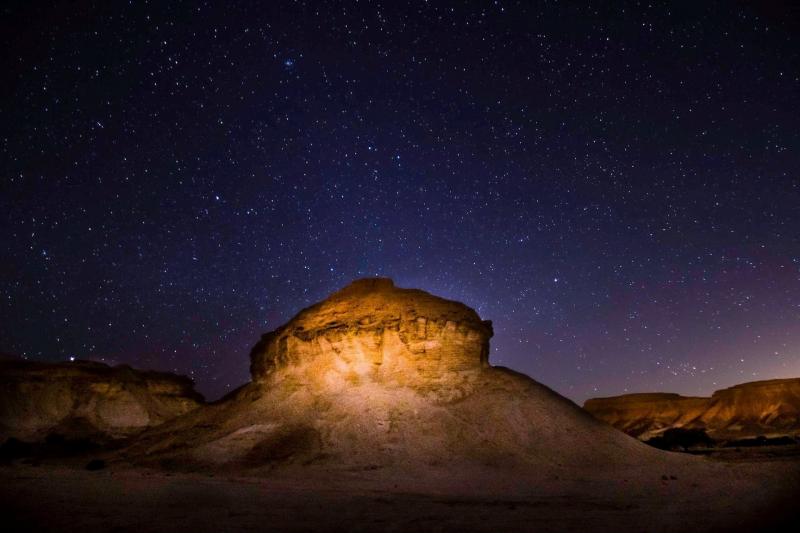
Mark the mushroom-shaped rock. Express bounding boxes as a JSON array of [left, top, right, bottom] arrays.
[[249, 278, 493, 392], [124, 278, 671, 474]]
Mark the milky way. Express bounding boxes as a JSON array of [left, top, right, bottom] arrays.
[[2, 1, 799, 402]]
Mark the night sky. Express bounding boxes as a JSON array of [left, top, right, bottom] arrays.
[[2, 1, 799, 403]]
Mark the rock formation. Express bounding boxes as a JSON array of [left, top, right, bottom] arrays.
[[583, 393, 709, 441], [125, 278, 668, 475], [584, 378, 800, 441], [249, 277, 493, 398], [0, 358, 203, 443]]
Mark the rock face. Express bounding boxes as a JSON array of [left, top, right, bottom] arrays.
[[0, 358, 204, 443], [126, 278, 668, 475], [249, 278, 493, 397], [584, 378, 800, 441], [583, 394, 709, 441]]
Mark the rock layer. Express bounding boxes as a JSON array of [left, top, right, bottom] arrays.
[[584, 378, 800, 440], [0, 358, 203, 442], [250, 278, 493, 397]]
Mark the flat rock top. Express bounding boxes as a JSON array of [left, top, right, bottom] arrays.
[[584, 393, 707, 406], [585, 378, 800, 408], [0, 359, 204, 403], [712, 377, 800, 396], [0, 358, 191, 385], [274, 278, 493, 337]]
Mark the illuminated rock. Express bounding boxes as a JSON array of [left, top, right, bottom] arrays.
[[0, 358, 203, 442], [249, 278, 493, 396]]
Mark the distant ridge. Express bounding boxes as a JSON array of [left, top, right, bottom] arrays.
[[584, 378, 800, 441], [0, 358, 204, 442]]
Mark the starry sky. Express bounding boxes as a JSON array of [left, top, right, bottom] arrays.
[[2, 1, 799, 403]]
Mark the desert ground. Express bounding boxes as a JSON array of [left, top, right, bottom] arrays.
[[2, 450, 799, 533]]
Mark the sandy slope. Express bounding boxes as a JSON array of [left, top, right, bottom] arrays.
[[122, 366, 677, 475]]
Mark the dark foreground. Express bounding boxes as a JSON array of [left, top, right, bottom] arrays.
[[2, 452, 800, 533]]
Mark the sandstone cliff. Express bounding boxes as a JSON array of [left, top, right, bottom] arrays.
[[249, 277, 493, 398], [124, 278, 671, 476], [0, 358, 204, 443], [584, 378, 800, 441]]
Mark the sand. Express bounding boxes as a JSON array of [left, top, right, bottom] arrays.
[[2, 453, 798, 533]]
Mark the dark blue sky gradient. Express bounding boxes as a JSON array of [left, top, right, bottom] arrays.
[[2, 1, 799, 402]]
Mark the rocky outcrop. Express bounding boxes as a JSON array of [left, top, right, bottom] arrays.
[[584, 378, 800, 441], [0, 358, 204, 443], [583, 394, 709, 441], [125, 278, 668, 474], [249, 278, 493, 398]]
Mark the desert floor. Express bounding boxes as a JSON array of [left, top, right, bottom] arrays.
[[2, 450, 799, 533]]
